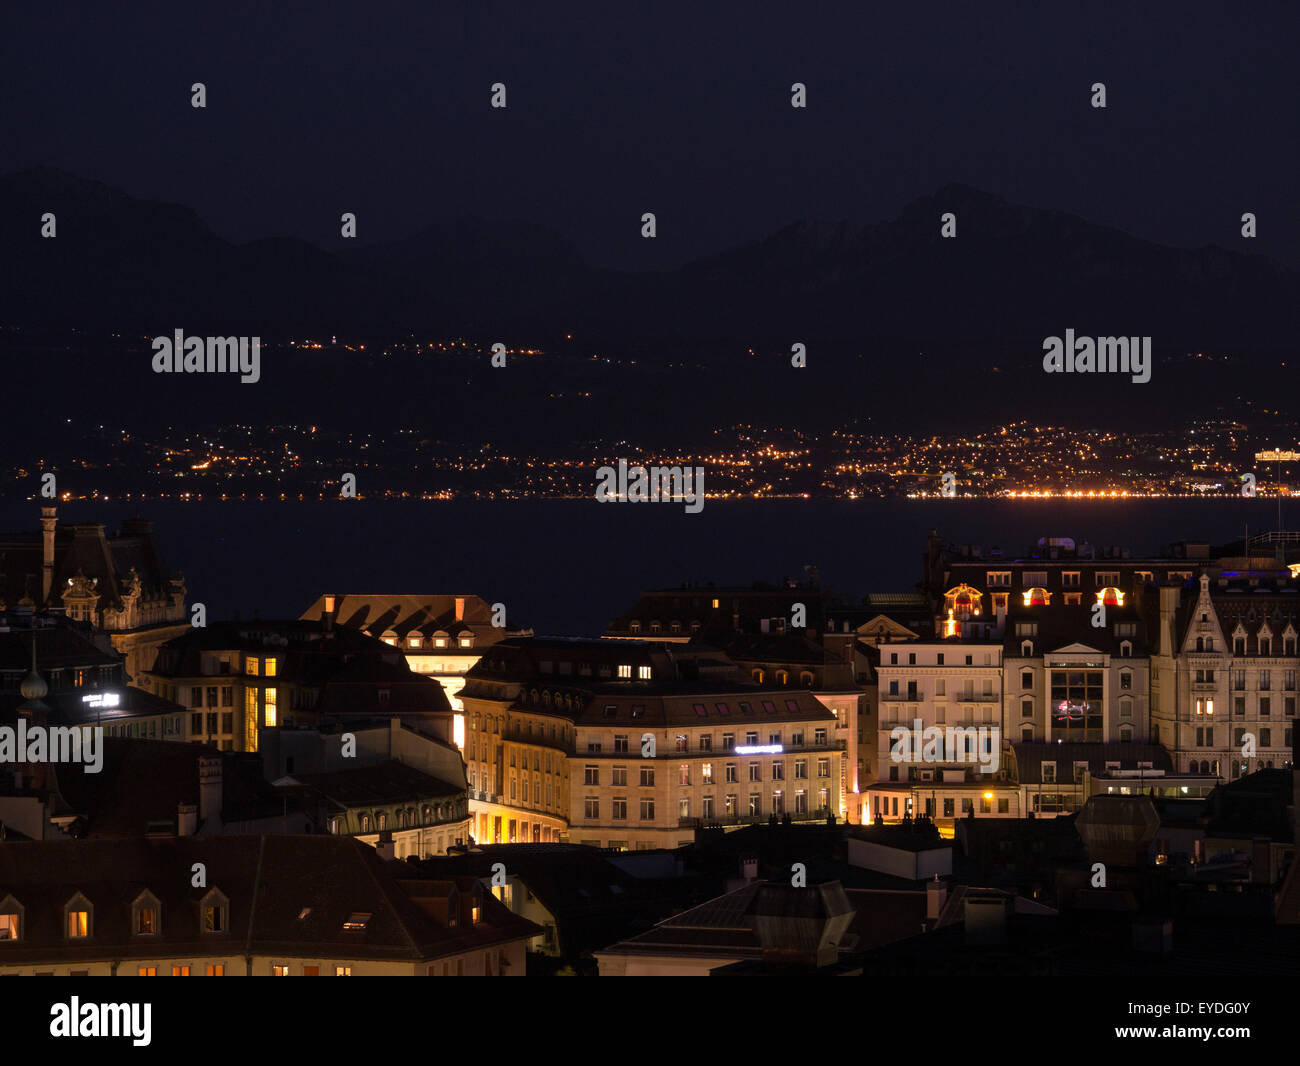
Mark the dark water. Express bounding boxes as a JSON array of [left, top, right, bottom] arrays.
[[1, 498, 1289, 635]]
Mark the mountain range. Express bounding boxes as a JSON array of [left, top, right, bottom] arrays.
[[1, 167, 1295, 444]]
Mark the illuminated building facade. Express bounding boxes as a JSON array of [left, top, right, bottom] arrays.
[[1152, 572, 1300, 782], [0, 508, 189, 693], [146, 620, 454, 753], [300, 594, 531, 749], [870, 641, 1011, 826], [460, 638, 844, 848]]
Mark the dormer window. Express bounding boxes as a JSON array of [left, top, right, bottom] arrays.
[[407, 635, 422, 649], [342, 912, 371, 931], [458, 633, 473, 648], [65, 893, 93, 939], [0, 896, 23, 942], [132, 891, 161, 935], [434, 631, 449, 648], [201, 889, 229, 934]]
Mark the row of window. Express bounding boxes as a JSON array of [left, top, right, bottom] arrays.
[[584, 758, 833, 786], [1192, 726, 1291, 748], [627, 620, 696, 635], [333, 805, 465, 833], [982, 570, 1184, 587], [1195, 696, 1297, 716], [0, 891, 229, 944], [385, 633, 475, 649], [586, 728, 829, 754], [582, 790, 832, 820]]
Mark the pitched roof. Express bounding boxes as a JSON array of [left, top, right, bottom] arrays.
[[288, 760, 464, 807], [0, 835, 539, 965]]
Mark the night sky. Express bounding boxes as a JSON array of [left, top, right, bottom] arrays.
[[4, 1, 1297, 269]]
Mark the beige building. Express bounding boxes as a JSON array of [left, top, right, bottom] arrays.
[[461, 638, 844, 849], [1151, 571, 1299, 780]]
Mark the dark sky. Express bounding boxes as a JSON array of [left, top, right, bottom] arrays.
[[3, 0, 1297, 270]]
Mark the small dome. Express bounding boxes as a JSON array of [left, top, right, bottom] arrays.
[[20, 667, 48, 701]]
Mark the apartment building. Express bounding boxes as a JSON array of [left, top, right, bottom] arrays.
[[460, 638, 844, 848], [1151, 572, 1299, 781], [144, 619, 454, 753], [869, 641, 1009, 826]]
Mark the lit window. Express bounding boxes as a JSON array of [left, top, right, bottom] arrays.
[[203, 896, 227, 933], [618, 664, 632, 679], [138, 967, 156, 976], [136, 907, 156, 934], [335, 966, 352, 976], [638, 665, 652, 680], [172, 965, 190, 976], [205, 964, 224, 976], [67, 910, 89, 938], [272, 965, 289, 976], [264, 688, 277, 728], [342, 913, 371, 930], [408, 635, 422, 649], [0, 913, 19, 940], [247, 656, 260, 676], [263, 657, 277, 677]]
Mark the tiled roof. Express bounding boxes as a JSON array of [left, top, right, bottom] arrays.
[[51, 740, 299, 836], [289, 760, 463, 807], [1009, 742, 1172, 785], [0, 835, 540, 965], [301, 594, 515, 643]]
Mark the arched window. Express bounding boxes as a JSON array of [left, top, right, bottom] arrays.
[[1023, 587, 1049, 606]]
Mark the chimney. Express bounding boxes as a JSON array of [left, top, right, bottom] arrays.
[[40, 507, 57, 605], [375, 830, 396, 862], [740, 856, 758, 882], [198, 756, 222, 823], [925, 874, 948, 920], [322, 594, 335, 633], [1157, 585, 1181, 656], [177, 803, 198, 836], [455, 597, 466, 622]]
